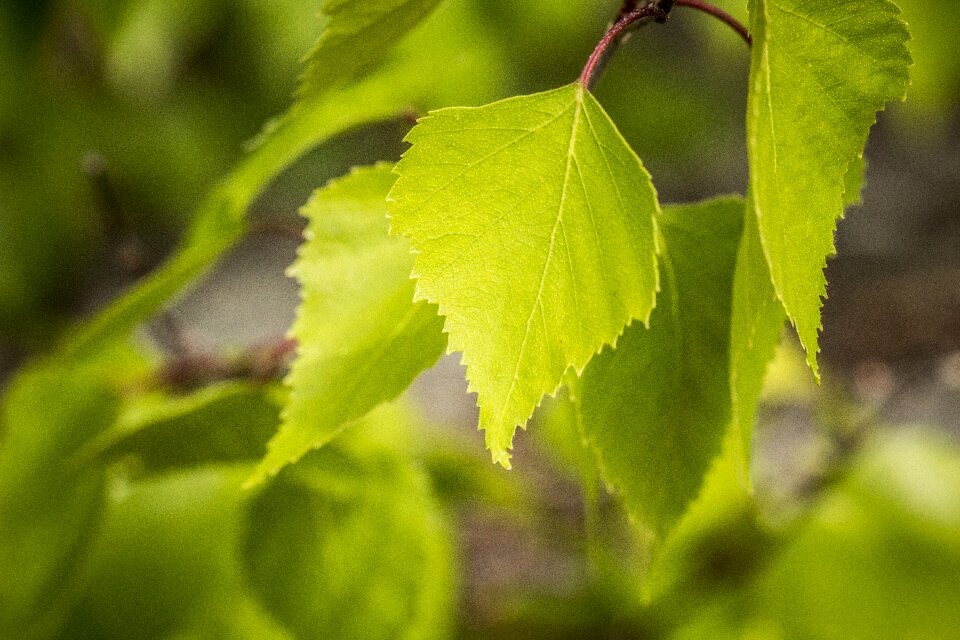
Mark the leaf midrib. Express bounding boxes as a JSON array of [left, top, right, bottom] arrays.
[[495, 87, 587, 435]]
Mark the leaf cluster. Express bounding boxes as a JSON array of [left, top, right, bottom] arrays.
[[2, 1, 959, 639]]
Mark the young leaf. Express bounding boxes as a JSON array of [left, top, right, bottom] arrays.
[[299, 0, 444, 100], [578, 198, 743, 535], [389, 83, 660, 467], [747, 0, 911, 375], [249, 165, 446, 486]]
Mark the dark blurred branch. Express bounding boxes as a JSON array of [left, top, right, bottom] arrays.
[[153, 328, 297, 392], [83, 151, 149, 276]]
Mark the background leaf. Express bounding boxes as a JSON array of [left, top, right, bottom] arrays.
[[389, 83, 660, 466], [752, 431, 960, 639], [299, 0, 444, 100], [250, 164, 446, 485], [579, 198, 743, 536], [86, 381, 285, 473], [58, 464, 290, 640], [60, 78, 422, 364], [0, 364, 120, 638], [244, 406, 455, 640]]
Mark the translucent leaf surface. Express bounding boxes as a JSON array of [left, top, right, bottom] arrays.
[[389, 83, 660, 466], [299, 0, 443, 100], [578, 198, 743, 535], [249, 165, 445, 485], [747, 0, 910, 373]]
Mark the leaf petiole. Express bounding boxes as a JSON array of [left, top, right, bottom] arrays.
[[579, 5, 667, 90], [580, 0, 750, 91], [674, 0, 751, 46]]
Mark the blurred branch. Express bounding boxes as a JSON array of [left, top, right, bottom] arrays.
[[152, 327, 297, 391], [83, 151, 150, 277]]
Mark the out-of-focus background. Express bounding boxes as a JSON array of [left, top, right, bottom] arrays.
[[1, 1, 959, 638]]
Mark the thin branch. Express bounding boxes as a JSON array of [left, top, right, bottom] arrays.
[[675, 0, 751, 46], [579, 5, 668, 90], [83, 151, 150, 276], [652, 0, 677, 13], [248, 218, 306, 241], [616, 0, 641, 21]]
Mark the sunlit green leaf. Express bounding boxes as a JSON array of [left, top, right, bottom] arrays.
[[389, 83, 660, 466], [249, 165, 445, 486], [747, 0, 910, 374]]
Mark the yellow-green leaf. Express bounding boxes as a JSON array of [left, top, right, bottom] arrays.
[[747, 0, 911, 375], [389, 83, 660, 467]]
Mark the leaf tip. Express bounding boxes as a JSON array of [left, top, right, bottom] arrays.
[[491, 448, 513, 470]]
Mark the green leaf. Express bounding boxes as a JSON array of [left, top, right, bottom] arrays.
[[578, 198, 743, 535], [747, 0, 911, 374], [244, 407, 454, 640], [0, 363, 120, 638], [59, 464, 291, 640], [389, 83, 660, 467], [299, 0, 444, 100], [728, 211, 786, 461], [754, 431, 960, 639], [642, 429, 761, 603], [83, 382, 285, 472], [249, 165, 446, 486]]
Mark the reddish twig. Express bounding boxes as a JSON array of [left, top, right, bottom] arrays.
[[580, 0, 750, 90], [675, 0, 751, 46], [579, 5, 668, 89]]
